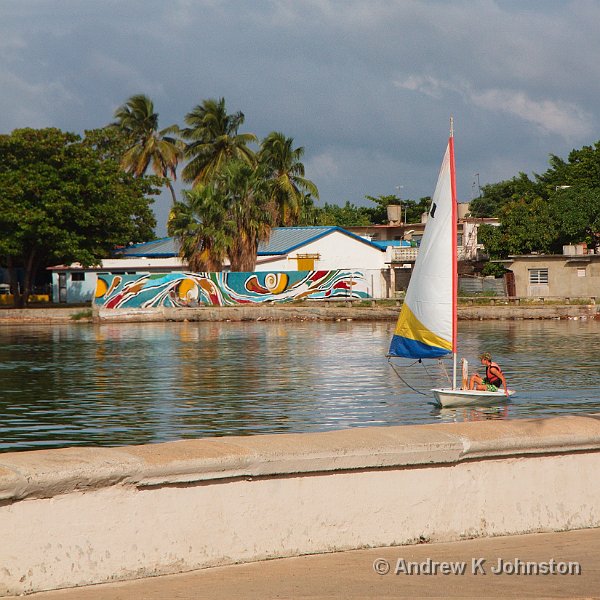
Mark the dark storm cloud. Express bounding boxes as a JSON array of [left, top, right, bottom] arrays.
[[2, 1, 599, 234]]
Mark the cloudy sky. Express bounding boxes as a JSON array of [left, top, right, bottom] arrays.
[[2, 0, 599, 235]]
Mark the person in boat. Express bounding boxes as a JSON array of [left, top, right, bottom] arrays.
[[469, 352, 509, 396]]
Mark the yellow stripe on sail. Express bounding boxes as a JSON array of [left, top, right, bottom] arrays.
[[394, 303, 452, 352]]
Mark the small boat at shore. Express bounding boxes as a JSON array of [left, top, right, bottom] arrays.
[[387, 121, 515, 408]]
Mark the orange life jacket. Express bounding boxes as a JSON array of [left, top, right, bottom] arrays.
[[486, 362, 503, 386]]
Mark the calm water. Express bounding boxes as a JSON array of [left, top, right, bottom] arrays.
[[1, 319, 599, 452]]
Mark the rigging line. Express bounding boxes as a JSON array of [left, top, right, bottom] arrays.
[[435, 358, 452, 385], [387, 358, 430, 396]]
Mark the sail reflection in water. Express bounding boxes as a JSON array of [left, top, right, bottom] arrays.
[[0, 319, 599, 452]]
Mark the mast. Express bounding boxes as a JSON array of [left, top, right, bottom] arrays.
[[449, 118, 458, 389]]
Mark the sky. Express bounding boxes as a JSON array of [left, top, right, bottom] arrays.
[[2, 0, 600, 236]]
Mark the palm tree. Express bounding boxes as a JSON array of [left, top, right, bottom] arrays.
[[168, 186, 233, 272], [111, 94, 183, 205], [220, 161, 272, 271], [168, 161, 272, 272], [258, 132, 319, 226], [180, 98, 257, 186]]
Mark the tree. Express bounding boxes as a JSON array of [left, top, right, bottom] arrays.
[[550, 186, 600, 249], [536, 142, 600, 193], [180, 98, 257, 186], [469, 173, 539, 217], [475, 140, 600, 258], [364, 194, 431, 224], [168, 186, 232, 272], [0, 128, 158, 306], [111, 94, 183, 205], [477, 196, 556, 258], [363, 194, 400, 224], [169, 161, 272, 272], [306, 201, 371, 227], [258, 132, 319, 226], [81, 126, 131, 163], [221, 161, 272, 271]]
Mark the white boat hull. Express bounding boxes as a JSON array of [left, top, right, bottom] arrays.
[[432, 388, 515, 408]]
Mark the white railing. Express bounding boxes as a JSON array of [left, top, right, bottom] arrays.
[[391, 247, 418, 262], [392, 246, 482, 262]]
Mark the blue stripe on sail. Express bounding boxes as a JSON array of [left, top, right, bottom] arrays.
[[388, 334, 451, 359]]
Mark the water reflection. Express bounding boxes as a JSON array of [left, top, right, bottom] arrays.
[[433, 403, 510, 423], [0, 319, 599, 452]]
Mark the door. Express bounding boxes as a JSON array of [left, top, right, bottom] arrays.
[[505, 271, 516, 297], [58, 273, 67, 303]]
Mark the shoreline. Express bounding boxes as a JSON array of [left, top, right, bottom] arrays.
[[0, 302, 599, 324]]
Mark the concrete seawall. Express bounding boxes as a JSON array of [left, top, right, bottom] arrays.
[[96, 303, 600, 322], [2, 415, 600, 595], [0, 302, 598, 323]]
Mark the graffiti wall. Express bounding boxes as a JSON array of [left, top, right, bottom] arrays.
[[94, 270, 370, 308]]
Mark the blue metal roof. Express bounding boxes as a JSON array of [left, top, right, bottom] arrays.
[[257, 226, 384, 255], [115, 237, 178, 257], [115, 227, 384, 258]]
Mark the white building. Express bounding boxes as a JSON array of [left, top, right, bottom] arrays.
[[48, 227, 391, 303], [48, 258, 186, 304]]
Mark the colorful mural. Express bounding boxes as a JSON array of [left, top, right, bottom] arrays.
[[94, 270, 369, 308]]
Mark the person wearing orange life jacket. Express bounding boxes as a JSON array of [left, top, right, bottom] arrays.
[[469, 352, 509, 397]]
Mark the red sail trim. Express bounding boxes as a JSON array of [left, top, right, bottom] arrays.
[[449, 133, 458, 354]]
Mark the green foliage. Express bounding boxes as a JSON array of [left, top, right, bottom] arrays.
[[475, 141, 600, 258], [550, 186, 600, 247], [363, 194, 400, 224], [470, 173, 539, 217], [481, 262, 507, 277], [307, 201, 372, 227], [536, 142, 600, 193], [180, 98, 257, 186], [258, 132, 319, 226], [82, 126, 130, 162], [304, 195, 430, 228], [0, 127, 158, 306], [109, 94, 183, 205], [221, 160, 273, 271], [363, 194, 430, 224], [70, 308, 93, 320], [169, 160, 272, 271]]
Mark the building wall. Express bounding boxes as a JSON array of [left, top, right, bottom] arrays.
[[256, 230, 386, 272], [508, 256, 600, 297], [51, 271, 97, 304], [1, 415, 600, 595], [50, 260, 189, 304], [94, 270, 373, 308], [51, 234, 387, 304]]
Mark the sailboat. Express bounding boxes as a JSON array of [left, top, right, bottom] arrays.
[[387, 121, 514, 408]]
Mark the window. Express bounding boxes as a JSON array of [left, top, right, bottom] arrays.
[[71, 272, 85, 281], [528, 268, 548, 284]]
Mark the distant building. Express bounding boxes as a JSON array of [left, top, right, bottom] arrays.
[[48, 226, 390, 303], [48, 258, 186, 304], [346, 203, 500, 294], [48, 217, 505, 304], [116, 226, 387, 270], [502, 246, 600, 298]]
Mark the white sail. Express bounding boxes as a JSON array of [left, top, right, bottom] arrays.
[[388, 135, 457, 358]]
